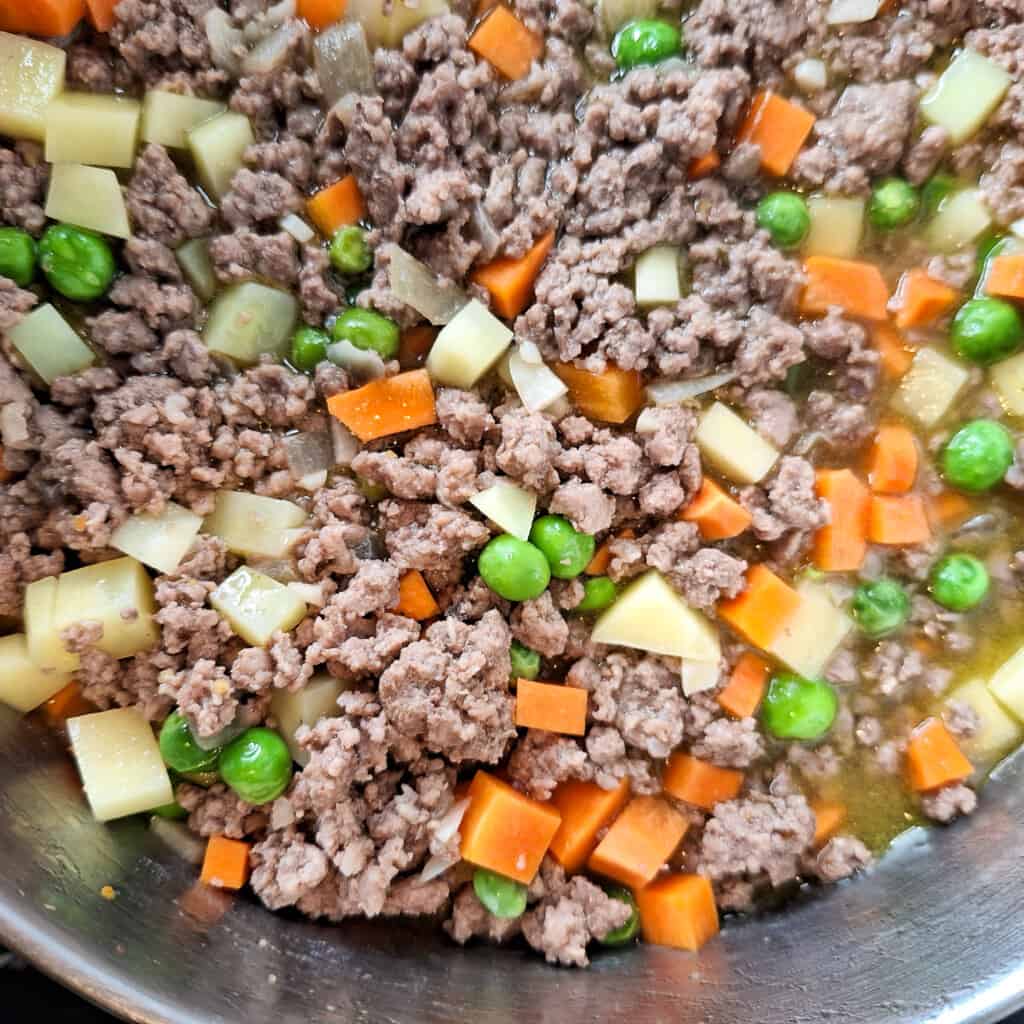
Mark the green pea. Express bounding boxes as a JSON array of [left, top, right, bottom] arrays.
[[529, 515, 595, 580], [331, 307, 400, 359], [600, 885, 640, 946], [761, 674, 838, 741], [611, 19, 682, 71], [929, 553, 989, 612], [290, 325, 330, 372], [152, 800, 189, 821], [950, 297, 1023, 366], [941, 419, 1014, 493], [38, 223, 115, 302], [576, 576, 618, 614], [0, 227, 37, 287], [478, 534, 551, 602], [473, 867, 527, 919], [868, 177, 920, 230], [851, 579, 910, 639], [178, 769, 220, 788], [921, 172, 955, 218], [756, 192, 811, 250], [219, 727, 293, 805], [329, 226, 372, 276], [510, 639, 541, 681], [158, 711, 221, 775]]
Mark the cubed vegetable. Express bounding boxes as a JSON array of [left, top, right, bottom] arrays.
[[188, 110, 255, 200], [591, 570, 720, 663], [695, 402, 780, 484], [988, 645, 1024, 722], [203, 283, 298, 365], [468, 480, 537, 541], [270, 673, 351, 765], [110, 502, 203, 575], [925, 189, 993, 253], [67, 707, 173, 822], [765, 580, 853, 680], [426, 299, 513, 389], [0, 33, 65, 142], [7, 304, 95, 385], [211, 566, 308, 647], [507, 347, 568, 413], [634, 245, 682, 308], [804, 195, 865, 259], [45, 93, 141, 169], [203, 490, 306, 560], [681, 659, 721, 697], [990, 351, 1024, 416], [24, 576, 79, 674], [0, 633, 72, 713], [920, 48, 1012, 145], [175, 238, 217, 302], [891, 347, 971, 427], [45, 163, 131, 239], [345, 0, 450, 49], [140, 90, 225, 150], [947, 678, 1021, 766]]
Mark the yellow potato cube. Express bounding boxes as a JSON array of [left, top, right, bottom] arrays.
[[991, 351, 1024, 417], [805, 196, 865, 259], [766, 580, 853, 680], [0, 633, 72, 713], [988, 645, 1024, 723], [270, 673, 353, 766], [426, 299, 513, 389], [45, 92, 142, 169], [468, 480, 537, 541], [921, 49, 1012, 145], [7, 304, 95, 385], [203, 490, 307, 560], [346, 0, 450, 48], [0, 32, 65, 142], [141, 90, 225, 150], [202, 283, 298, 366], [24, 576, 79, 674], [891, 347, 971, 428], [948, 678, 1022, 767], [45, 163, 132, 239], [634, 246, 682, 308], [212, 567, 307, 647], [189, 110, 255, 200], [111, 502, 204, 575], [695, 402, 779, 484]]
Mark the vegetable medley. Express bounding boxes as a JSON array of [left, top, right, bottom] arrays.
[[2, 0, 1024, 970]]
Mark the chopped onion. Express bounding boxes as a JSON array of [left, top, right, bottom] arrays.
[[189, 715, 249, 752], [242, 19, 306, 76], [330, 418, 360, 468], [205, 9, 246, 75], [434, 797, 471, 844], [243, 0, 297, 42], [793, 58, 828, 94], [297, 469, 328, 492], [150, 817, 206, 866], [1009, 218, 1024, 241], [681, 659, 721, 697], [248, 558, 300, 583], [279, 213, 315, 244], [508, 348, 568, 413], [314, 20, 375, 107], [518, 340, 544, 366], [646, 371, 738, 405], [288, 581, 328, 607], [420, 852, 458, 883], [385, 244, 469, 325], [327, 339, 386, 380], [285, 431, 333, 480], [826, 0, 881, 24], [352, 530, 386, 561], [470, 201, 501, 263]]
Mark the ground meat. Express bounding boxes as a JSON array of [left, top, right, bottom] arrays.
[[495, 408, 561, 493], [511, 591, 568, 659], [0, 277, 36, 332], [445, 885, 524, 945], [692, 717, 765, 769], [920, 783, 978, 824], [745, 389, 799, 449], [548, 480, 616, 535], [178, 782, 268, 839], [672, 548, 748, 610], [210, 229, 299, 286], [862, 640, 952, 699], [0, 143, 49, 235], [506, 731, 590, 800], [803, 836, 873, 882]]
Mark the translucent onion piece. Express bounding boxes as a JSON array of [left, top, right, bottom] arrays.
[[284, 431, 333, 480], [330, 418, 360, 468], [243, 0, 297, 42], [420, 851, 458, 882], [434, 797, 471, 844], [242, 19, 306, 76], [150, 817, 206, 866], [279, 213, 315, 244], [189, 715, 248, 752], [826, 0, 881, 23], [518, 339, 544, 365], [287, 581, 328, 607], [314, 20, 375, 108], [646, 371, 738, 405], [326, 339, 386, 380], [205, 9, 245, 74], [385, 244, 468, 325], [681, 659, 721, 697], [470, 201, 501, 263], [508, 348, 568, 413], [793, 58, 828, 94]]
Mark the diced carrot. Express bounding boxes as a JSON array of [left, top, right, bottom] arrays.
[[588, 795, 687, 890], [906, 718, 973, 792], [471, 229, 555, 320], [736, 91, 816, 177], [393, 570, 439, 621], [718, 564, 802, 650], [296, 0, 346, 30], [468, 5, 543, 80], [810, 799, 847, 846], [515, 679, 588, 736], [0, 0, 85, 34], [636, 874, 719, 952], [306, 175, 365, 238], [892, 269, 958, 330], [398, 325, 437, 370], [717, 653, 769, 719], [687, 150, 721, 180], [681, 478, 753, 541], [459, 770, 562, 883], [548, 778, 630, 872], [85, 0, 118, 31], [868, 494, 931, 546], [867, 424, 918, 495], [43, 682, 94, 726], [200, 835, 251, 891], [814, 468, 871, 572], [800, 256, 891, 322], [662, 753, 744, 812], [553, 362, 644, 424], [585, 528, 635, 576], [926, 489, 972, 530], [326, 369, 437, 442], [984, 252, 1024, 301], [872, 322, 914, 379]]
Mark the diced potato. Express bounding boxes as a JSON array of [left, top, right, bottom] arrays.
[[469, 480, 537, 541], [54, 558, 159, 661], [804, 196, 865, 259], [634, 246, 682, 308], [203, 282, 298, 365], [0, 33, 65, 142], [203, 490, 307, 560], [991, 351, 1024, 416], [188, 110, 255, 200], [270, 673, 353, 766], [346, 0, 450, 49], [211, 566, 308, 647], [175, 238, 217, 302], [988, 645, 1024, 722], [599, 0, 658, 33], [947, 678, 1022, 766], [111, 502, 203, 575], [8, 304, 96, 386], [695, 402, 780, 485], [24, 576, 79, 674], [45, 163, 132, 239], [891, 347, 970, 427], [141, 90, 225, 150], [920, 48, 1012, 145], [681, 659, 721, 697], [45, 93, 142, 169], [592, 570, 720, 663], [925, 188, 993, 254], [0, 634, 73, 713], [426, 298, 513, 389], [766, 581, 852, 680], [67, 708, 173, 822]]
